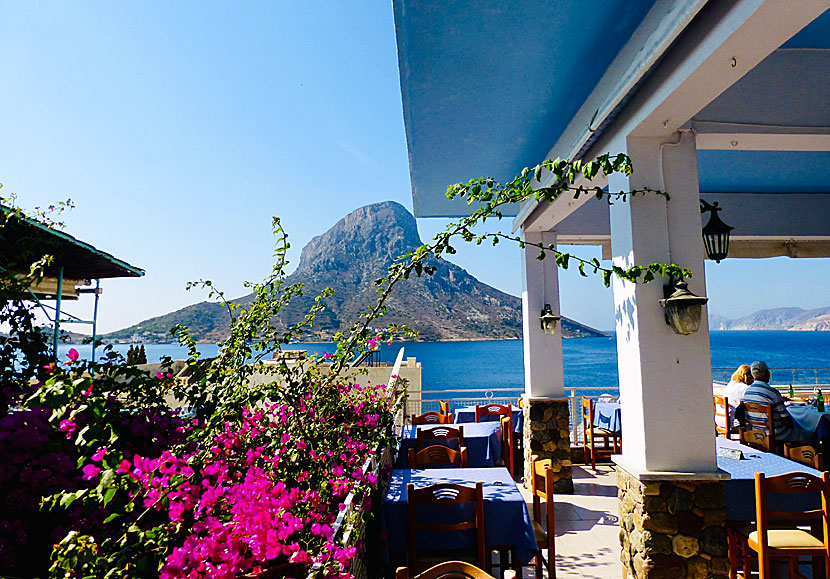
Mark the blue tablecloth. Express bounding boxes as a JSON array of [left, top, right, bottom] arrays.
[[396, 423, 502, 468], [717, 437, 822, 521], [788, 405, 830, 442], [383, 467, 538, 563], [454, 405, 523, 433], [593, 402, 622, 435]]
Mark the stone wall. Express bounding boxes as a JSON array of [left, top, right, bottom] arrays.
[[523, 399, 573, 493], [617, 468, 729, 579]]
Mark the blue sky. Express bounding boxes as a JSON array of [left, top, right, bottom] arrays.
[[2, 2, 827, 334]]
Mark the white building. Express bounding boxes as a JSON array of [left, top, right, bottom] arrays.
[[393, 2, 830, 576]]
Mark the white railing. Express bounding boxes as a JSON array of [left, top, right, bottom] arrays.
[[404, 386, 603, 445], [405, 367, 830, 448], [712, 367, 830, 386]]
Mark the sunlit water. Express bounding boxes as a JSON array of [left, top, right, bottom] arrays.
[[58, 331, 830, 399]]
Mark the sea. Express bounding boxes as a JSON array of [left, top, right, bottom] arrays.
[[57, 331, 830, 399]]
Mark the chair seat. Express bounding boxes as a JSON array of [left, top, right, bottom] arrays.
[[748, 529, 826, 550], [592, 428, 617, 436]]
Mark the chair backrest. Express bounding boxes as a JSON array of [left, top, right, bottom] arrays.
[[741, 428, 771, 452], [412, 411, 451, 425], [743, 401, 776, 449], [753, 471, 830, 578], [713, 394, 731, 437], [475, 403, 510, 422], [439, 400, 450, 417], [407, 482, 486, 570], [395, 561, 514, 579], [580, 397, 594, 438], [500, 415, 515, 478], [530, 457, 556, 570], [408, 445, 468, 468], [785, 444, 823, 470], [416, 426, 465, 451]]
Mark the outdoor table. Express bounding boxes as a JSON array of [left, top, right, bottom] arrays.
[[717, 437, 822, 522], [593, 402, 622, 435], [454, 405, 523, 433], [787, 404, 830, 442], [396, 422, 503, 468], [382, 467, 538, 563]]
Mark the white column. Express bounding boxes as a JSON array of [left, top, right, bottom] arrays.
[[608, 132, 716, 475], [521, 231, 565, 399]]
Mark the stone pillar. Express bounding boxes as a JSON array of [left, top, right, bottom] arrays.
[[617, 469, 729, 579], [523, 399, 573, 493], [520, 232, 571, 490]]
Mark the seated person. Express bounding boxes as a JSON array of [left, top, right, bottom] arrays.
[[741, 360, 815, 445], [723, 364, 753, 427]]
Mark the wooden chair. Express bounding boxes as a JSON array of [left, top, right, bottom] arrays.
[[580, 398, 621, 471], [439, 400, 450, 417], [409, 445, 468, 468], [530, 457, 556, 579], [475, 404, 514, 478], [785, 444, 823, 470], [741, 428, 772, 453], [498, 416, 516, 478], [747, 471, 830, 579], [417, 426, 465, 452], [396, 561, 516, 579], [714, 394, 733, 438], [744, 401, 777, 453], [413, 411, 452, 425], [407, 482, 487, 573]]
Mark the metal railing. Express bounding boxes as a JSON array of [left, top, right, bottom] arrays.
[[405, 386, 604, 445], [712, 367, 830, 386], [406, 367, 830, 448], [405, 388, 524, 418]]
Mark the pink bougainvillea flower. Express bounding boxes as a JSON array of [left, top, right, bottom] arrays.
[[83, 382, 94, 397], [156, 372, 164, 379], [82, 464, 101, 481], [91, 446, 107, 462], [324, 352, 333, 359], [166, 373, 173, 378], [66, 348, 79, 362], [116, 459, 131, 474], [58, 419, 77, 439]]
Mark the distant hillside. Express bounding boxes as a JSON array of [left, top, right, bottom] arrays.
[[709, 306, 830, 331], [104, 201, 606, 343]]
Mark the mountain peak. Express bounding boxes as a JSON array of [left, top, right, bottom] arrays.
[[105, 201, 606, 342], [297, 201, 421, 275]]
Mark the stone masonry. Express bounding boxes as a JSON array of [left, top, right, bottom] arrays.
[[523, 398, 573, 493], [617, 468, 729, 579]]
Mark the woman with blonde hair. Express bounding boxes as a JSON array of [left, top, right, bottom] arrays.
[[724, 364, 754, 426]]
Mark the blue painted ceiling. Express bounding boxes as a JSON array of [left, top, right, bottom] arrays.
[[394, 0, 659, 217], [698, 151, 830, 194], [782, 8, 830, 49]]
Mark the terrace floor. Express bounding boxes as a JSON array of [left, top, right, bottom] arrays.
[[515, 464, 622, 579]]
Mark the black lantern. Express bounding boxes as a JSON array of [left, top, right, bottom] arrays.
[[540, 304, 560, 335], [700, 200, 733, 263], [658, 279, 709, 335]]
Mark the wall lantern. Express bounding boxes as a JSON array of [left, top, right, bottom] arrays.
[[540, 304, 560, 335], [658, 279, 709, 335], [700, 199, 734, 263]]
